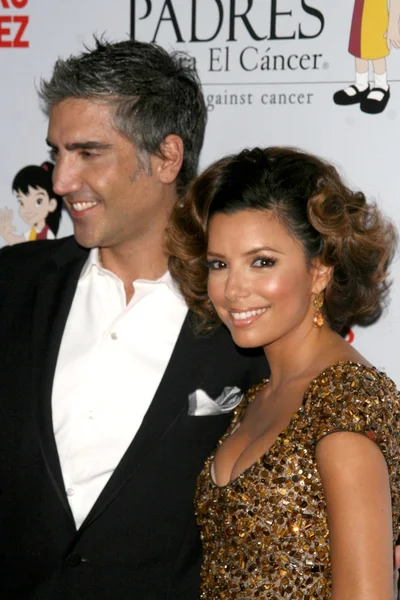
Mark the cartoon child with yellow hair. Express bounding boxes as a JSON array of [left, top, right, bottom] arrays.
[[334, 0, 400, 114]]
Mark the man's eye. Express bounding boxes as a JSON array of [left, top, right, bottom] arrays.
[[36, 199, 43, 206]]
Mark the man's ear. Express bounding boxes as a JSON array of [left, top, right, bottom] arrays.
[[311, 259, 333, 295], [152, 134, 184, 185]]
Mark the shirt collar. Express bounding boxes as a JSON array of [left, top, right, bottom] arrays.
[[80, 248, 184, 301], [80, 247, 101, 279]]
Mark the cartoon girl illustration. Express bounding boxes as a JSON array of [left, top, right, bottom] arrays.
[[0, 161, 63, 246], [334, 0, 400, 114]]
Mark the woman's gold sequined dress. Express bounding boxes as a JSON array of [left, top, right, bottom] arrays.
[[195, 362, 400, 599]]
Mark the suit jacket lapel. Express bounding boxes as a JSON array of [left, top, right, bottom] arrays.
[[80, 311, 219, 531], [31, 242, 87, 523]]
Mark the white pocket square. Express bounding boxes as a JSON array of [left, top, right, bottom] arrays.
[[188, 386, 244, 416]]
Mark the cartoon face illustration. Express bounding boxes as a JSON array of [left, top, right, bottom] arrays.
[[0, 161, 63, 246], [16, 185, 58, 226]]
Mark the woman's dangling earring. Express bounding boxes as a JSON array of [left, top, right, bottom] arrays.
[[313, 292, 324, 328]]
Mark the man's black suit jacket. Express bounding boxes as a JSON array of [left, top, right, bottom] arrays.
[[0, 237, 268, 599]]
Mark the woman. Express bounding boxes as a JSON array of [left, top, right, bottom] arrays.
[[168, 147, 400, 599]]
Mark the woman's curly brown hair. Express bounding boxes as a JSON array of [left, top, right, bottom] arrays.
[[168, 146, 397, 334]]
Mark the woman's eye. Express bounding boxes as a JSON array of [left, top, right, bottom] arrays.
[[253, 257, 276, 267], [205, 259, 226, 270]]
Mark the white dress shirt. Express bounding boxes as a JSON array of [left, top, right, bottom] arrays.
[[52, 248, 188, 529]]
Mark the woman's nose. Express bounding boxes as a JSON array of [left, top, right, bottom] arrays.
[[224, 272, 250, 303]]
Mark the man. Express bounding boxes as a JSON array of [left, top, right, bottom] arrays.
[[0, 38, 266, 599]]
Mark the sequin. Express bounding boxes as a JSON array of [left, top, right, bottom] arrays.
[[195, 362, 400, 599]]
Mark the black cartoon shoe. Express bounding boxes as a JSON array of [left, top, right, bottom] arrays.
[[333, 85, 370, 105], [360, 86, 390, 114]]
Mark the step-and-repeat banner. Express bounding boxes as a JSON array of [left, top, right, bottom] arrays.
[[1, 0, 400, 380]]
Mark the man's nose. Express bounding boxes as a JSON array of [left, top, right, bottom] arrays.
[[52, 157, 82, 197]]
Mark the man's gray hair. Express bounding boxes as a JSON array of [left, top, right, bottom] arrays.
[[39, 37, 207, 196]]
